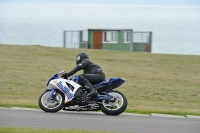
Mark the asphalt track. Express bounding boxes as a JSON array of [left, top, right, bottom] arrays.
[[0, 108, 200, 133]]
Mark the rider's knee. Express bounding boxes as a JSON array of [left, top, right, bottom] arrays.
[[78, 74, 85, 84]]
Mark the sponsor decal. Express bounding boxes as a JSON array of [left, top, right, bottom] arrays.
[[56, 81, 73, 99]]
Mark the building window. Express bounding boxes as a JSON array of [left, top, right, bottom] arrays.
[[103, 31, 118, 43], [124, 31, 130, 43]]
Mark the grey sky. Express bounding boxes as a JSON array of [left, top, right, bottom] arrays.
[[1, 0, 200, 5]]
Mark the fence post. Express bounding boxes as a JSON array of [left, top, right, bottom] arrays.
[[149, 32, 153, 52], [130, 30, 133, 52], [79, 31, 82, 48], [88, 44, 91, 49], [63, 30, 66, 48]]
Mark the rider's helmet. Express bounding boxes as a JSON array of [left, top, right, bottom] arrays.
[[76, 53, 88, 64]]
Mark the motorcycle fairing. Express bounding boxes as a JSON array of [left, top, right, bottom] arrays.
[[47, 72, 125, 104], [70, 76, 79, 83], [92, 78, 125, 101], [71, 76, 125, 91], [93, 78, 125, 90], [47, 78, 81, 103], [46, 74, 58, 86]]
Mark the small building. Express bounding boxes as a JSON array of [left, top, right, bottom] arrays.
[[63, 29, 152, 52]]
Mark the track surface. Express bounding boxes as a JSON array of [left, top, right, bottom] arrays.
[[0, 108, 200, 133]]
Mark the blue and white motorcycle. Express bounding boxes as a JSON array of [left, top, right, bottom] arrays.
[[38, 70, 127, 116]]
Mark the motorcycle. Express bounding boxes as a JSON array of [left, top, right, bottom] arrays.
[[38, 70, 128, 116]]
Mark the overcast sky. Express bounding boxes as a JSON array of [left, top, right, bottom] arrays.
[[1, 0, 200, 5]]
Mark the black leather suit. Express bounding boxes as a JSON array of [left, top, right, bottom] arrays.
[[67, 58, 106, 90]]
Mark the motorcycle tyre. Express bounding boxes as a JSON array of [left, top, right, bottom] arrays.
[[38, 90, 65, 113], [100, 90, 127, 116]]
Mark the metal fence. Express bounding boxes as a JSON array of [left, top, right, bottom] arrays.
[[133, 32, 152, 52], [63, 30, 88, 48], [63, 30, 152, 52], [133, 32, 152, 43]]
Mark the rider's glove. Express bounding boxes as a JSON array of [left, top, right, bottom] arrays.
[[61, 73, 69, 79]]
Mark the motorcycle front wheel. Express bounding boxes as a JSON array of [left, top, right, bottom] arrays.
[[38, 90, 64, 112], [100, 90, 127, 116]]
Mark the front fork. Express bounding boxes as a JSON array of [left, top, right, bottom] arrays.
[[48, 89, 59, 101], [49, 89, 56, 97]]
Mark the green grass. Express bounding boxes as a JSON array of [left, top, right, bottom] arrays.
[[0, 127, 122, 133], [0, 44, 200, 116]]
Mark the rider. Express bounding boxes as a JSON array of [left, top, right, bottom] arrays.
[[62, 53, 106, 97]]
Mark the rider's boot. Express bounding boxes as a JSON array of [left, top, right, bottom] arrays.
[[87, 88, 97, 98]]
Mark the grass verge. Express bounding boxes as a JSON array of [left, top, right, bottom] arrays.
[[0, 127, 122, 133], [0, 44, 200, 116]]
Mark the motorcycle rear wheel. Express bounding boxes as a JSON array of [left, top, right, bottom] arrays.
[[38, 90, 64, 112], [100, 90, 127, 116]]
